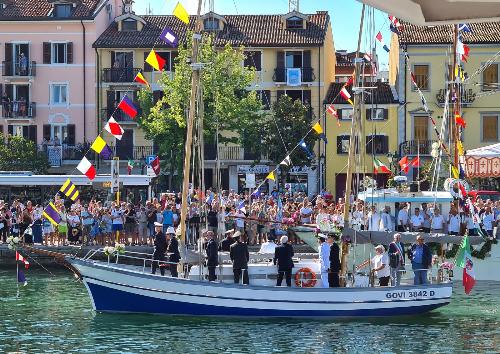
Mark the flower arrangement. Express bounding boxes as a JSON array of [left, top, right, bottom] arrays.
[[7, 236, 20, 250], [103, 243, 126, 256], [115, 243, 126, 254], [440, 262, 454, 270], [103, 246, 115, 256]]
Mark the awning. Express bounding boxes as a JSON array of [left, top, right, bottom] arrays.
[[466, 143, 500, 177]]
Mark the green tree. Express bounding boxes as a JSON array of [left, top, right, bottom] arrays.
[[138, 33, 263, 189], [0, 134, 50, 173]]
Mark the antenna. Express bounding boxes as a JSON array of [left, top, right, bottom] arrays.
[[289, 0, 299, 12], [147, 2, 153, 15]]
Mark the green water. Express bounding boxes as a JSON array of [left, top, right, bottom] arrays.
[[0, 269, 499, 353]]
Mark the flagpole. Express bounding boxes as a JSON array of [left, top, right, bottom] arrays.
[[417, 139, 420, 192], [16, 260, 19, 298]]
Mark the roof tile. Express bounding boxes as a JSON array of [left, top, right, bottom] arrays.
[[324, 82, 398, 105], [0, 0, 101, 19], [399, 22, 500, 44]]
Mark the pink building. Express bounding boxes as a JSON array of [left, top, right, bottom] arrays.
[[0, 0, 122, 171]]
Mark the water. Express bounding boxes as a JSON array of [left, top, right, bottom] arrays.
[[0, 269, 499, 353]]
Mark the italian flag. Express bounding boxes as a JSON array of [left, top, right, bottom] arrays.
[[456, 236, 476, 295], [127, 160, 135, 175], [373, 157, 391, 174]]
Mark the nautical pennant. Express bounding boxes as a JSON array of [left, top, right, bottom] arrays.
[[77, 157, 97, 180], [399, 155, 410, 174], [105, 116, 125, 140], [451, 164, 460, 179], [457, 38, 470, 62], [134, 71, 150, 88], [375, 32, 390, 53], [312, 122, 323, 134], [340, 87, 353, 105], [91, 135, 113, 159], [118, 95, 138, 119], [280, 155, 291, 167], [390, 24, 400, 35], [265, 171, 275, 181], [43, 202, 61, 226], [363, 53, 372, 63], [59, 178, 80, 201], [151, 156, 161, 176], [16, 251, 30, 269], [455, 112, 467, 128], [373, 157, 391, 174], [173, 2, 190, 24], [326, 104, 340, 127], [388, 15, 402, 30], [160, 26, 179, 47], [146, 49, 166, 71]]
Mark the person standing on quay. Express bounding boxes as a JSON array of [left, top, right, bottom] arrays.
[[230, 232, 249, 285], [204, 230, 218, 281], [273, 235, 294, 287], [408, 235, 432, 285], [328, 235, 341, 287], [152, 222, 167, 276]]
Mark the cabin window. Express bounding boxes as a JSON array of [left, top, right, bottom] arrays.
[[54, 4, 72, 18], [204, 18, 219, 30], [482, 64, 498, 91], [286, 16, 303, 29], [482, 114, 498, 142], [413, 64, 429, 90], [122, 19, 137, 32]]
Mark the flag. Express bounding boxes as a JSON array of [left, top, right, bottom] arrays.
[[173, 2, 189, 24], [151, 156, 161, 176], [363, 53, 372, 63], [340, 87, 353, 105], [345, 72, 355, 87], [91, 135, 113, 160], [299, 140, 314, 158], [59, 178, 80, 202], [118, 95, 138, 119], [105, 116, 124, 140], [238, 200, 246, 213], [455, 113, 466, 128], [375, 32, 390, 52], [16, 251, 30, 269], [410, 72, 417, 87], [374, 157, 391, 174], [457, 38, 470, 62], [280, 155, 291, 167], [265, 171, 275, 181], [399, 156, 410, 173], [77, 157, 97, 180], [457, 140, 464, 156], [160, 26, 179, 47], [312, 122, 323, 134], [17, 269, 27, 286], [146, 49, 166, 71], [389, 15, 402, 29], [456, 236, 476, 294], [134, 71, 150, 88], [127, 160, 135, 175], [411, 157, 420, 167], [390, 24, 400, 35], [458, 182, 467, 200], [43, 202, 61, 226], [326, 104, 337, 117], [451, 164, 459, 179], [459, 23, 471, 33]]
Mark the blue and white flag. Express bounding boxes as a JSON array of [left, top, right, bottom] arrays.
[[459, 23, 472, 33], [286, 68, 302, 86], [160, 26, 179, 47]]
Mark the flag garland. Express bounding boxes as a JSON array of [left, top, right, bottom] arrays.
[[265, 171, 275, 181], [173, 2, 190, 24], [375, 32, 390, 53], [105, 117, 125, 140], [160, 26, 179, 47], [118, 95, 138, 119], [77, 157, 97, 180], [43, 202, 61, 226], [146, 49, 166, 71], [91, 135, 113, 159], [134, 71, 150, 88], [340, 87, 353, 105], [59, 178, 80, 201], [280, 155, 291, 167]]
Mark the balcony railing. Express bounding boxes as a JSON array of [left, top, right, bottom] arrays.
[[110, 145, 157, 160], [436, 88, 476, 107], [273, 67, 315, 83], [399, 140, 437, 156], [2, 61, 36, 77], [38, 144, 156, 162], [102, 68, 141, 83], [204, 145, 268, 161], [101, 107, 141, 123], [2, 101, 36, 118]]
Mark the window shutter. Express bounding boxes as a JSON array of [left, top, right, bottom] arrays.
[[4, 43, 12, 76], [171, 51, 178, 72], [302, 90, 311, 105], [67, 124, 75, 145], [337, 136, 343, 154], [277, 51, 285, 68], [303, 50, 311, 68], [110, 51, 116, 66], [384, 109, 389, 120], [254, 51, 262, 71], [43, 42, 51, 64], [366, 108, 371, 120], [5, 84, 13, 99], [106, 91, 115, 112], [28, 125, 37, 143], [383, 135, 389, 153], [66, 42, 73, 64], [7, 125, 13, 136], [143, 52, 152, 72], [43, 124, 51, 140]]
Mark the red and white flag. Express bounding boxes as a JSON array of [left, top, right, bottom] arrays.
[[340, 87, 353, 105], [151, 156, 161, 176], [105, 117, 124, 140], [463, 253, 476, 294], [389, 15, 402, 29], [326, 104, 338, 117], [16, 251, 30, 269], [77, 156, 96, 180]]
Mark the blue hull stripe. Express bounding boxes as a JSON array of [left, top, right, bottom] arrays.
[[86, 282, 449, 318]]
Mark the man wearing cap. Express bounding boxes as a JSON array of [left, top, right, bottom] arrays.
[[273, 235, 294, 287], [328, 235, 341, 287], [219, 229, 236, 252], [152, 222, 167, 276], [229, 231, 249, 285], [204, 230, 218, 281], [166, 226, 180, 277], [317, 234, 330, 288], [408, 235, 432, 285], [371, 245, 390, 286]]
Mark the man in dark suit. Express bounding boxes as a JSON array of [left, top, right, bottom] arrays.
[[219, 229, 236, 252], [204, 230, 219, 281], [328, 235, 341, 287], [388, 233, 406, 286], [166, 226, 181, 278], [229, 232, 249, 285], [152, 222, 167, 276], [408, 235, 433, 285], [273, 235, 294, 287]]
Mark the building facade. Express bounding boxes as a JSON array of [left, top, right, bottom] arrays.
[[0, 0, 121, 172], [94, 8, 336, 195]]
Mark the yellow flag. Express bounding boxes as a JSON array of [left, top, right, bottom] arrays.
[[266, 171, 275, 181], [312, 122, 323, 134], [91, 135, 107, 154], [173, 2, 189, 24], [457, 140, 464, 156], [451, 165, 459, 179], [146, 49, 165, 71]]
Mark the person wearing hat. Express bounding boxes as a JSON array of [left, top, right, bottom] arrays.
[[229, 231, 249, 285], [371, 245, 390, 286], [204, 230, 218, 281], [328, 234, 341, 287], [152, 222, 167, 276], [219, 229, 236, 252], [166, 226, 180, 277], [317, 234, 330, 288], [273, 235, 294, 287], [408, 235, 432, 285]]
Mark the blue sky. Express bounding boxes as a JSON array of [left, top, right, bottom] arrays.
[[134, 0, 390, 66]]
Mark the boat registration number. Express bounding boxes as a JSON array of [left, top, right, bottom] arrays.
[[385, 290, 435, 299]]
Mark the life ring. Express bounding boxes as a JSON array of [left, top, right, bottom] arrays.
[[294, 267, 317, 288]]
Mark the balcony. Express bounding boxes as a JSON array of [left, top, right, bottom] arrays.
[[436, 88, 476, 107], [102, 68, 141, 83], [110, 145, 157, 161], [101, 107, 141, 123], [2, 61, 36, 77], [204, 145, 268, 161], [273, 67, 315, 83], [2, 102, 36, 118], [38, 144, 155, 163], [399, 140, 437, 156]]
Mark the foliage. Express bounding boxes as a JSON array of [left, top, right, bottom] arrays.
[[0, 134, 50, 174], [138, 32, 263, 188]]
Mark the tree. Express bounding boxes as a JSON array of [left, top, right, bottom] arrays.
[[0, 134, 50, 173], [138, 32, 263, 189], [257, 95, 317, 188]]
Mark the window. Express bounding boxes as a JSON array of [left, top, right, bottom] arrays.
[[256, 90, 270, 110], [277, 90, 311, 106], [54, 4, 72, 18], [366, 135, 388, 154], [413, 116, 429, 140], [50, 84, 68, 105], [337, 135, 358, 154], [52, 43, 67, 64], [482, 64, 498, 91], [204, 18, 219, 30], [122, 19, 137, 32], [340, 109, 353, 120], [482, 115, 498, 142], [286, 16, 303, 29], [286, 51, 302, 68], [413, 64, 430, 90], [244, 51, 262, 71], [366, 108, 387, 120]]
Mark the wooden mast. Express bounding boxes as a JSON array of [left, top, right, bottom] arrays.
[[180, 0, 204, 248], [340, 4, 366, 286]]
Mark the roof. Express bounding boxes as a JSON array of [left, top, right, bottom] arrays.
[[93, 12, 330, 48], [466, 143, 500, 157], [323, 82, 399, 105], [399, 22, 500, 45], [0, 0, 103, 20]]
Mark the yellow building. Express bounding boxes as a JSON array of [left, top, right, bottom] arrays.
[[323, 82, 400, 199], [94, 8, 336, 193], [389, 23, 500, 182]]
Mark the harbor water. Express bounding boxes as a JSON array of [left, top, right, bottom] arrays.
[[0, 269, 499, 353]]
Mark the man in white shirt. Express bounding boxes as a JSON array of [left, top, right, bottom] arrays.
[[482, 207, 495, 237], [448, 208, 461, 235], [410, 208, 424, 232], [259, 237, 277, 254], [367, 206, 381, 231], [371, 245, 390, 286], [380, 206, 393, 232], [397, 204, 409, 232], [351, 204, 365, 231], [318, 234, 331, 288], [430, 208, 445, 233]]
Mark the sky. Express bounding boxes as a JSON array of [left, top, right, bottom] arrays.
[[134, 0, 391, 67]]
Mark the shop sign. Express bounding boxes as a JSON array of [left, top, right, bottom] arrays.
[[237, 165, 269, 174]]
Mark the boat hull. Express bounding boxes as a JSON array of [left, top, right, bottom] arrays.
[[70, 258, 452, 318]]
